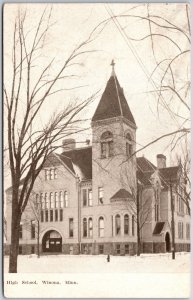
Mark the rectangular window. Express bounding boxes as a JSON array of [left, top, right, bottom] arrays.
[[82, 244, 87, 254], [88, 244, 92, 254], [19, 246, 22, 254], [50, 193, 54, 209], [45, 169, 49, 181], [60, 209, 63, 221], [31, 220, 36, 239], [112, 216, 114, 236], [99, 244, 104, 254], [50, 210, 53, 222], [186, 224, 190, 239], [19, 224, 23, 239], [55, 210, 58, 222], [125, 244, 129, 255], [50, 169, 54, 180], [31, 246, 35, 254], [69, 245, 73, 255], [41, 210, 44, 222], [83, 189, 87, 206], [98, 187, 104, 204], [116, 244, 121, 255], [41, 193, 44, 209], [69, 218, 74, 237], [54, 168, 57, 179], [88, 189, 92, 206], [45, 210, 48, 222]]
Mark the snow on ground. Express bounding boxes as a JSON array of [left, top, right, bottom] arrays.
[[4, 252, 190, 273]]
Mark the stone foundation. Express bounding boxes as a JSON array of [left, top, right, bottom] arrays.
[[4, 242, 190, 256]]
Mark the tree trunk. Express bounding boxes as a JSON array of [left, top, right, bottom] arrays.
[[137, 223, 141, 256], [9, 203, 21, 273], [37, 220, 40, 258], [136, 188, 141, 256]]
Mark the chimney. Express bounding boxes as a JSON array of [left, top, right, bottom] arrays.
[[62, 139, 76, 152], [157, 154, 166, 169]]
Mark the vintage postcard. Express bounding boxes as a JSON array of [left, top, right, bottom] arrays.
[[3, 3, 190, 298]]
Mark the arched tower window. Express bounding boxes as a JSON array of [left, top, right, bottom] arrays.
[[115, 214, 121, 235], [124, 214, 129, 235], [88, 217, 93, 238], [98, 217, 104, 237], [101, 131, 113, 158], [83, 218, 87, 237], [126, 133, 133, 156]]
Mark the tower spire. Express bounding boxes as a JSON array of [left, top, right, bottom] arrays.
[[110, 59, 115, 76]]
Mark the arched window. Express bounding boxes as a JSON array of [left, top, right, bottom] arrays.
[[124, 214, 129, 235], [40, 193, 44, 209], [101, 131, 113, 158], [126, 133, 133, 156], [59, 191, 63, 208], [45, 169, 49, 181], [132, 215, 135, 236], [45, 193, 49, 209], [64, 191, 68, 207], [83, 218, 87, 237], [50, 192, 54, 209], [115, 214, 121, 235], [50, 169, 54, 180], [99, 217, 104, 237], [88, 218, 93, 238], [55, 192, 59, 208]]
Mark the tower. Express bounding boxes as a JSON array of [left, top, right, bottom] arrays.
[[91, 61, 137, 206]]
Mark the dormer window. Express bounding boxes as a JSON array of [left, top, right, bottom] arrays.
[[101, 131, 113, 158], [45, 168, 57, 180], [126, 133, 133, 156]]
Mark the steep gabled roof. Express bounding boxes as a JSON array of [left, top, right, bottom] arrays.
[[61, 147, 92, 180], [137, 157, 156, 173], [92, 74, 136, 125], [153, 222, 166, 235], [159, 166, 179, 182], [110, 188, 132, 200], [57, 154, 75, 174], [137, 169, 152, 186]]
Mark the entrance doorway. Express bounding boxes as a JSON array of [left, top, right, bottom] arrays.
[[42, 230, 62, 253], [165, 232, 170, 252]]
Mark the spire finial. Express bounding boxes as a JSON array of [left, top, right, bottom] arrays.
[[110, 59, 115, 76]]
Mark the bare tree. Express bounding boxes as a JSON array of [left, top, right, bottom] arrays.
[[103, 4, 190, 151], [175, 144, 191, 215], [4, 7, 100, 273]]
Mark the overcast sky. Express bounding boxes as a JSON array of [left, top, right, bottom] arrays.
[[4, 3, 190, 188]]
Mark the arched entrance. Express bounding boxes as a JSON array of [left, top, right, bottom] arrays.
[[42, 230, 62, 253], [165, 232, 170, 252]]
